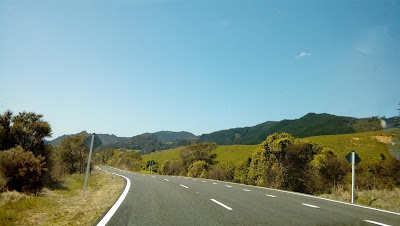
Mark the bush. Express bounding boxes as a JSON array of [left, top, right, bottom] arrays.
[[158, 160, 186, 176], [207, 163, 235, 181], [107, 151, 142, 171], [247, 133, 320, 192], [306, 149, 347, 194], [187, 161, 208, 178], [0, 146, 46, 193]]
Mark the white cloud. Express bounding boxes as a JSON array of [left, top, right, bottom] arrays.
[[297, 52, 312, 58]]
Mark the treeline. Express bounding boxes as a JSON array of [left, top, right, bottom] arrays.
[[0, 110, 96, 194]]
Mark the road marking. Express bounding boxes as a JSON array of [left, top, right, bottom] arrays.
[[178, 177, 181, 178], [266, 194, 277, 198], [96, 168, 131, 226], [213, 182, 217, 184], [302, 203, 320, 209], [180, 184, 189, 189], [243, 189, 251, 192], [193, 179, 197, 181], [142, 175, 145, 176], [164, 179, 169, 181], [151, 176, 156, 178], [225, 185, 232, 188], [202, 181, 206, 183], [210, 199, 232, 210], [185, 178, 188, 180], [364, 220, 391, 226]]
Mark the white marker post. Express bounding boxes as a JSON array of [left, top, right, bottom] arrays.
[[346, 150, 361, 204], [83, 134, 94, 196], [351, 151, 355, 203]]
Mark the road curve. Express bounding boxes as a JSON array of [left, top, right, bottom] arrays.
[[97, 166, 400, 226]]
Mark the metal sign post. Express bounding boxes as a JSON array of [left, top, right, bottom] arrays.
[[83, 133, 102, 196], [345, 150, 361, 203]]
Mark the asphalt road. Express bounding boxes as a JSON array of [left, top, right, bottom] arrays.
[[97, 166, 400, 226]]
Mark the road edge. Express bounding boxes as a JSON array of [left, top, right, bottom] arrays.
[[96, 166, 131, 226]]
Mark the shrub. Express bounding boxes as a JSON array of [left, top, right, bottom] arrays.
[[158, 160, 186, 176], [107, 151, 142, 171], [0, 146, 46, 193], [247, 133, 320, 192], [207, 163, 235, 181], [187, 161, 209, 178]]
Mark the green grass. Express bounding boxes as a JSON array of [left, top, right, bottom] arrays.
[[143, 146, 184, 164], [303, 129, 400, 166], [213, 145, 257, 165]]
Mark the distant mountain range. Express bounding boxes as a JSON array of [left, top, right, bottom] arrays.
[[49, 113, 400, 153]]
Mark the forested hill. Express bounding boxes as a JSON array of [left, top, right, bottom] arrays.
[[49, 131, 128, 146], [142, 131, 197, 143], [198, 113, 397, 145]]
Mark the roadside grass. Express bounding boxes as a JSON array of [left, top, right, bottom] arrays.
[[320, 186, 400, 213], [0, 167, 125, 226]]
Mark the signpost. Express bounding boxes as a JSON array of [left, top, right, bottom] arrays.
[[83, 133, 102, 196], [345, 150, 361, 203], [149, 160, 154, 174]]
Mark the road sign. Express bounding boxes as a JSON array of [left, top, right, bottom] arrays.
[[84, 134, 102, 149], [345, 150, 361, 203], [346, 151, 361, 165]]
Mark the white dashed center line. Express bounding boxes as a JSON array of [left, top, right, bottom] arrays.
[[164, 179, 169, 181], [210, 199, 232, 210], [266, 194, 277, 198], [243, 189, 251, 192], [301, 203, 320, 209], [225, 185, 232, 188], [151, 176, 156, 178], [364, 220, 391, 226], [202, 181, 206, 183], [180, 184, 189, 189], [213, 183, 217, 184]]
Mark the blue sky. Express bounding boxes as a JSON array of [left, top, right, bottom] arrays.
[[1, 0, 399, 139]]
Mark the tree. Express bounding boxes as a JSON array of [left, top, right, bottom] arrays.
[[56, 134, 89, 174], [180, 143, 217, 168], [0, 110, 15, 151], [9, 111, 52, 158], [247, 133, 320, 192]]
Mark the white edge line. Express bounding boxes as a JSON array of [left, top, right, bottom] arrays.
[[96, 167, 131, 226], [225, 185, 232, 187], [364, 220, 391, 226], [180, 184, 189, 189], [243, 189, 251, 192], [302, 203, 320, 209], [266, 194, 277, 198]]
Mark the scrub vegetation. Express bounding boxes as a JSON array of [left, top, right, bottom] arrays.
[[0, 110, 125, 225]]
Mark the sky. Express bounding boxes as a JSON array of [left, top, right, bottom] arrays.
[[1, 0, 399, 139]]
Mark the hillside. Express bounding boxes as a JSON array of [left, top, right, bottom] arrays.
[[49, 131, 128, 146], [144, 129, 400, 166], [198, 113, 396, 145], [142, 131, 197, 143]]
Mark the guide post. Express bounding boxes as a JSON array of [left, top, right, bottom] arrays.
[[345, 150, 361, 203]]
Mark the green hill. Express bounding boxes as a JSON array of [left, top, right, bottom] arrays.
[[197, 113, 390, 145], [144, 129, 400, 166]]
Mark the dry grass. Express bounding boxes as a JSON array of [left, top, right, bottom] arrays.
[[320, 186, 400, 213], [0, 167, 125, 225]]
